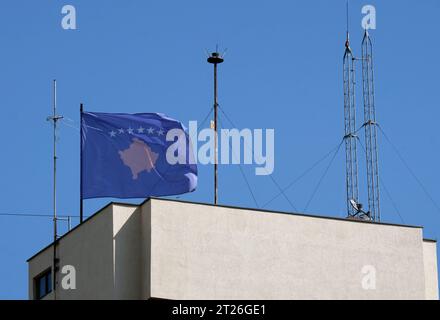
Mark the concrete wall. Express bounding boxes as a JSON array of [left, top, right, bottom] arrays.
[[423, 240, 439, 300], [28, 203, 143, 300], [113, 205, 142, 299], [28, 198, 438, 300], [140, 201, 152, 299], [148, 200, 435, 300], [28, 204, 114, 299]]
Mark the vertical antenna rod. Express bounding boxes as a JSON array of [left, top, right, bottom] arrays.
[[207, 50, 224, 205], [343, 5, 360, 217], [361, 30, 381, 221], [47, 80, 63, 299], [346, 0, 350, 42]]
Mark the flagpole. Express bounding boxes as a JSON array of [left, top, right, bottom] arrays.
[[80, 103, 84, 223], [47, 79, 63, 299], [207, 51, 224, 205]]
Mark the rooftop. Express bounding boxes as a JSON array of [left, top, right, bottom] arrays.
[[27, 197, 435, 262]]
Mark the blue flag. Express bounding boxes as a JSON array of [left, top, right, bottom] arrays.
[[81, 112, 197, 199]]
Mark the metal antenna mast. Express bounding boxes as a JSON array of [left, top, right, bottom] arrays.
[[343, 2, 360, 217], [207, 48, 224, 205], [361, 30, 381, 221], [47, 80, 63, 299]]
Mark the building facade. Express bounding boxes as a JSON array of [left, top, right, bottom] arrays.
[[28, 198, 439, 300]]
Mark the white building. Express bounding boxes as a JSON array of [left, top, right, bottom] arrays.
[[28, 198, 438, 300]]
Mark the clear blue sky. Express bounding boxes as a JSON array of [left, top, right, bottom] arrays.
[[0, 0, 439, 299]]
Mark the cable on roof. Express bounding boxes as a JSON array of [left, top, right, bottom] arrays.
[[60, 117, 80, 131], [356, 138, 406, 224], [377, 125, 440, 217], [303, 139, 344, 212], [262, 141, 345, 209], [0, 212, 85, 218], [199, 106, 214, 129], [218, 105, 299, 211], [217, 117, 260, 208]]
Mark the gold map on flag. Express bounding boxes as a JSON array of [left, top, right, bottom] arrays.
[[118, 138, 159, 179]]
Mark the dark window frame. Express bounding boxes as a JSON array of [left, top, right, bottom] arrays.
[[34, 268, 52, 300]]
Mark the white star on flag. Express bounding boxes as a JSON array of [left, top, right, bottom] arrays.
[[147, 127, 154, 134], [109, 130, 116, 137], [137, 126, 145, 133], [157, 128, 164, 136], [118, 128, 124, 134], [127, 127, 134, 134]]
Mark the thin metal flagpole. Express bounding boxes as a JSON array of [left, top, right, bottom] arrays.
[[80, 103, 84, 223]]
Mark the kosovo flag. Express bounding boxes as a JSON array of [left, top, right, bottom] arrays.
[[81, 112, 197, 199]]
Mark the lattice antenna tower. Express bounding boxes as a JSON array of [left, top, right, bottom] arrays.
[[361, 30, 381, 221], [343, 1, 360, 217]]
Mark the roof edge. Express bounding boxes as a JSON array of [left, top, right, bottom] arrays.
[[148, 197, 424, 229], [27, 197, 424, 262], [26, 200, 147, 262]]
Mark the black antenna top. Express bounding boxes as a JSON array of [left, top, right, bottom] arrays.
[[207, 52, 224, 64]]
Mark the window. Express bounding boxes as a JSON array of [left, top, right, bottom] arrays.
[[35, 269, 52, 300]]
